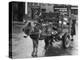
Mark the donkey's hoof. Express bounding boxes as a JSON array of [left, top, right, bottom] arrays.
[[32, 54, 37, 57], [32, 55, 37, 57]]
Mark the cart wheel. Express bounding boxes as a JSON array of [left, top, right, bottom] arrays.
[[62, 33, 71, 48]]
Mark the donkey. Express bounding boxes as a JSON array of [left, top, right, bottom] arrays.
[[23, 21, 54, 57]]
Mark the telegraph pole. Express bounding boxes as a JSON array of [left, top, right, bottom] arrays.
[[67, 5, 72, 35]]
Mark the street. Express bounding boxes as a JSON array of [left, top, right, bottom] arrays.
[[12, 23, 78, 58]]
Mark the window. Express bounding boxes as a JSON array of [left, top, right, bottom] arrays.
[[71, 9, 78, 15]]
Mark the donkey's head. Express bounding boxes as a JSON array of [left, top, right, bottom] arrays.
[[23, 22, 33, 36]]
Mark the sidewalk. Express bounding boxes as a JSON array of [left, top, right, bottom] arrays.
[[12, 21, 24, 25]]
